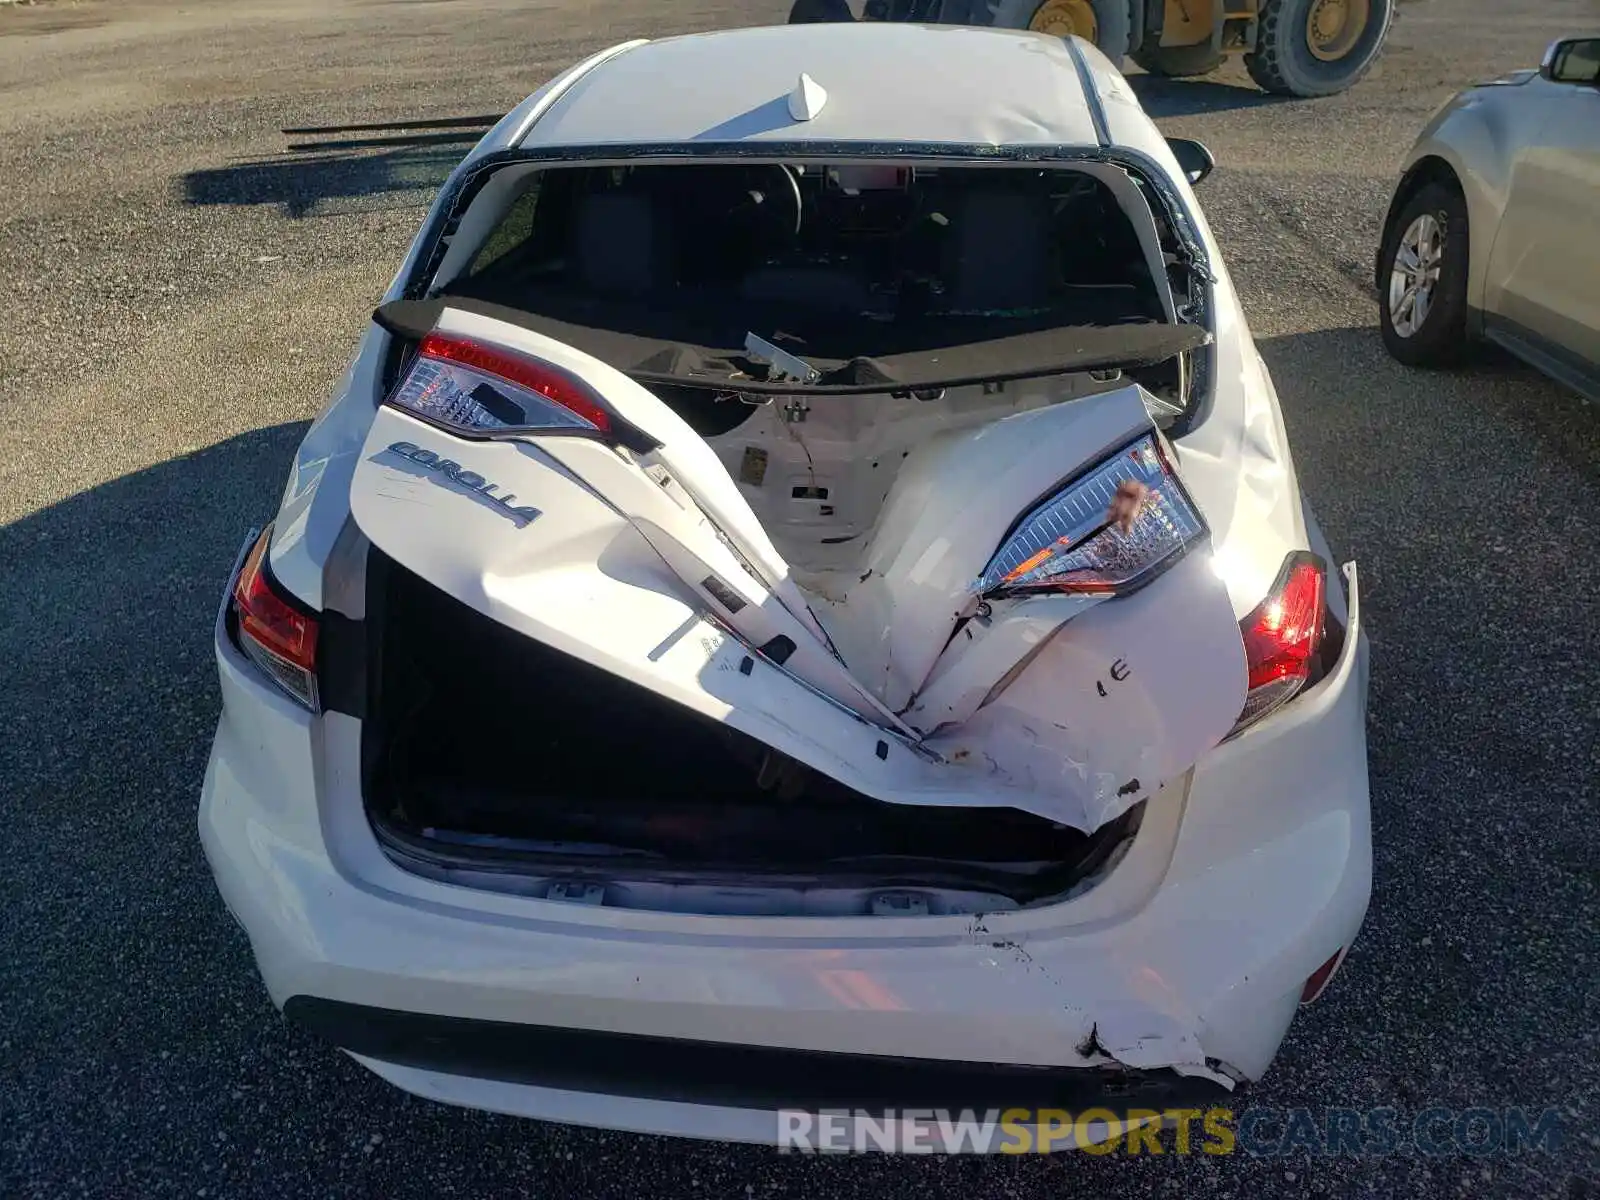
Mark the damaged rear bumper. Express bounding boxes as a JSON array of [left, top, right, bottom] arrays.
[[199, 565, 1370, 1147], [286, 997, 1234, 1143]]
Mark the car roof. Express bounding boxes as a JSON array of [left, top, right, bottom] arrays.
[[510, 23, 1122, 152]]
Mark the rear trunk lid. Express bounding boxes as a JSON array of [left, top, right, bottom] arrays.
[[348, 305, 1247, 831]]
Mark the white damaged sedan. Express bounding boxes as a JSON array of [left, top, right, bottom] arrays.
[[201, 22, 1371, 1147]]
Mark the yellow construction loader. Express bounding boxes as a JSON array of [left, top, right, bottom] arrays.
[[789, 0, 1399, 98]]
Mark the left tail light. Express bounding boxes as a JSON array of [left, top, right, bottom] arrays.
[[1231, 551, 1327, 734], [231, 527, 319, 711], [385, 332, 658, 454]]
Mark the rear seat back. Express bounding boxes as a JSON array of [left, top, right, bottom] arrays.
[[937, 178, 1055, 313], [570, 190, 677, 299]]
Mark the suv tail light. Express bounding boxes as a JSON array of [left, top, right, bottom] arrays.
[[1231, 551, 1326, 734], [231, 528, 319, 710]]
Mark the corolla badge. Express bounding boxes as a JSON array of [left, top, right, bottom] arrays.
[[382, 440, 542, 526]]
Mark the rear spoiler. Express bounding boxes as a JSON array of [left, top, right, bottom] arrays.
[[374, 296, 1212, 398]]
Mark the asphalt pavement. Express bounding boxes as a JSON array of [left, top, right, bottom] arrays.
[[1, 0, 1597, 1195]]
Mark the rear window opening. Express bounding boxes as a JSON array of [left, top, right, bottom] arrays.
[[373, 158, 1203, 585], [359, 548, 1143, 916], [417, 158, 1200, 402]]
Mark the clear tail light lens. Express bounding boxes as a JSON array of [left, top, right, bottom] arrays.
[[1233, 551, 1326, 733], [975, 432, 1206, 597], [388, 333, 614, 437], [232, 528, 319, 710]]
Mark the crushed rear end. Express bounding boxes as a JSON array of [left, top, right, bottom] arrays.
[[333, 155, 1268, 909], [199, 136, 1372, 1143]]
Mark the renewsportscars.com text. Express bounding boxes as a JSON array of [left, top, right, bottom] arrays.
[[777, 1106, 1566, 1155]]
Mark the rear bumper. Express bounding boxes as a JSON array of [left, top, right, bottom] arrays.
[[200, 561, 1371, 1147], [288, 996, 1231, 1110]]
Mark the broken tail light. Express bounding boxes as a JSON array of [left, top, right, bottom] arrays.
[[975, 433, 1206, 597], [232, 528, 319, 711], [1232, 551, 1327, 734]]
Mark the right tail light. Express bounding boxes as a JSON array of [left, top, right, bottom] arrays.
[[974, 432, 1207, 598], [1231, 551, 1327, 734]]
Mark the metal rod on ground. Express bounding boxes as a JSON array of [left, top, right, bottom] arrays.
[[282, 114, 505, 135], [285, 131, 495, 152]]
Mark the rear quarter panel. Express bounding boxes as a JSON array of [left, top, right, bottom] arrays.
[[1080, 47, 1312, 619]]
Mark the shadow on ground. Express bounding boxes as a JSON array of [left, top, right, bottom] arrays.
[[182, 146, 462, 217], [0, 419, 312, 827], [1260, 325, 1599, 482], [1125, 73, 1281, 118]]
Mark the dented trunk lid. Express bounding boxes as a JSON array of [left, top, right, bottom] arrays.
[[348, 305, 1247, 830]]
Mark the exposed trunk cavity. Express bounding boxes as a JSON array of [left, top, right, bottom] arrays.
[[360, 548, 1141, 913]]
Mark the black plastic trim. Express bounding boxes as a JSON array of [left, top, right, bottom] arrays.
[[318, 610, 367, 719], [1481, 312, 1600, 404], [1063, 38, 1111, 148], [380, 294, 1209, 398], [371, 802, 1142, 897], [283, 997, 1235, 1112]]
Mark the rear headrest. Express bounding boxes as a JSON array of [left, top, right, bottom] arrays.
[[940, 186, 1054, 313], [571, 191, 675, 299]]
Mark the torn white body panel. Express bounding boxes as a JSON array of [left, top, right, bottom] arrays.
[[924, 550, 1247, 829], [428, 307, 814, 626], [348, 310, 1248, 831], [795, 384, 1176, 714]]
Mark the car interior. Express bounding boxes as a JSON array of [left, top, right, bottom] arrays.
[[433, 161, 1185, 388]]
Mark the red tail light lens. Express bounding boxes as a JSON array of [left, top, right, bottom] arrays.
[[232, 529, 319, 710], [1300, 947, 1347, 1005], [1233, 552, 1326, 732], [397, 332, 613, 434]]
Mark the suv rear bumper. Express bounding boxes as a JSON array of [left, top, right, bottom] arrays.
[[200, 562, 1370, 1147]]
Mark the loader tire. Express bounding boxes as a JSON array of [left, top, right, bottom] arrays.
[[1130, 41, 1224, 78], [788, 0, 856, 23], [982, 0, 1136, 64], [1246, 0, 1396, 97]]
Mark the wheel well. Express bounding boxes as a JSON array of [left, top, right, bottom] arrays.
[[1377, 157, 1465, 292], [1389, 157, 1463, 225]]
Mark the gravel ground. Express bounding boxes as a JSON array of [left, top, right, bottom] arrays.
[[2, 0, 1597, 1196]]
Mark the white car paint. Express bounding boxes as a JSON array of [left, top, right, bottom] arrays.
[[201, 559, 1369, 1129], [203, 21, 1372, 1145], [516, 24, 1105, 150]]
